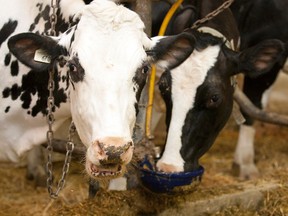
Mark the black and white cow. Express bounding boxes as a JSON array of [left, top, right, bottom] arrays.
[[152, 0, 286, 174], [231, 0, 288, 179], [0, 0, 195, 180]]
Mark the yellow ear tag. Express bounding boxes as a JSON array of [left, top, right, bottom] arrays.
[[34, 49, 51, 63]]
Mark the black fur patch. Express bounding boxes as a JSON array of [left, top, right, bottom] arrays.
[[65, 28, 73, 35], [10, 60, 19, 76], [133, 63, 149, 102], [2, 69, 67, 117], [2, 88, 10, 98], [3, 84, 21, 100], [68, 56, 85, 83], [0, 19, 18, 47], [4, 53, 11, 66], [29, 3, 77, 36], [5, 106, 10, 113], [10, 84, 22, 100], [158, 70, 173, 129]]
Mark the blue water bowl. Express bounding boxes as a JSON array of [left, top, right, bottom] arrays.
[[138, 157, 205, 194]]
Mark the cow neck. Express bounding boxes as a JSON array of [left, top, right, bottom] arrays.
[[197, 26, 246, 125]]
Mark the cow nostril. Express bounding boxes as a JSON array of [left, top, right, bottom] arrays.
[[123, 141, 133, 151], [99, 141, 133, 153], [94, 138, 133, 165]]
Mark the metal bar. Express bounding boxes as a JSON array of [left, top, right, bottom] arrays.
[[135, 0, 152, 36], [132, 0, 153, 143]]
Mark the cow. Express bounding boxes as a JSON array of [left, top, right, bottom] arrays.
[[230, 0, 288, 179], [149, 0, 286, 176], [0, 0, 195, 183]]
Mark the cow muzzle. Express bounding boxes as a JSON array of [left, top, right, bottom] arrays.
[[85, 137, 134, 179]]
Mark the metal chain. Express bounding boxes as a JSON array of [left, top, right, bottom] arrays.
[[50, 0, 59, 36], [46, 0, 75, 199], [191, 0, 234, 29], [46, 118, 75, 198]]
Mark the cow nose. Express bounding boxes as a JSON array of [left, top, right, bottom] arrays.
[[93, 137, 134, 166], [99, 141, 133, 165]]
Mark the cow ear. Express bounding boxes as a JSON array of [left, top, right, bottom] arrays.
[[148, 32, 195, 70], [168, 7, 196, 35], [230, 39, 285, 77], [8, 33, 61, 71]]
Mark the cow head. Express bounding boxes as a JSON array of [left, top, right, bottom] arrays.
[[7, 1, 194, 179], [155, 29, 285, 173]]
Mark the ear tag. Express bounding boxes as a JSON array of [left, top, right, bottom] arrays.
[[34, 49, 51, 63]]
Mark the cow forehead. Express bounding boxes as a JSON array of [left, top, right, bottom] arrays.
[[72, 27, 148, 74], [63, 1, 151, 75], [171, 45, 221, 97]]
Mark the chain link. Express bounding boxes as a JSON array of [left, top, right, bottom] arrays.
[[191, 0, 234, 29], [50, 0, 59, 36], [46, 0, 75, 199]]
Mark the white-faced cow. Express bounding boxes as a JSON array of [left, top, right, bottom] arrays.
[[0, 0, 195, 180], [152, 0, 285, 174], [230, 0, 288, 179]]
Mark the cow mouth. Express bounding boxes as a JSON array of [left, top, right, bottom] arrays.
[[86, 161, 123, 178]]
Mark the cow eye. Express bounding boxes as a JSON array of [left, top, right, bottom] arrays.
[[142, 65, 150, 74], [206, 94, 222, 109], [211, 95, 219, 103], [68, 63, 77, 73], [67, 57, 85, 83]]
